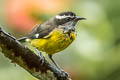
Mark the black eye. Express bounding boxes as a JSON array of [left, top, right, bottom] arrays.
[[66, 17, 71, 21]]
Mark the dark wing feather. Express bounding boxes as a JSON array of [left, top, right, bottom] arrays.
[[28, 24, 55, 39]]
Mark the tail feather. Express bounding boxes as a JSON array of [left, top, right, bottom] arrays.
[[17, 37, 28, 42]]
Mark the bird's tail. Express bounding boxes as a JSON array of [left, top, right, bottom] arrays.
[[17, 37, 28, 42]]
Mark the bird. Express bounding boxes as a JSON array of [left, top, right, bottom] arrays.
[[18, 11, 86, 70]]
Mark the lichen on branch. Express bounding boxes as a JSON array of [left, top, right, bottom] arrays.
[[0, 27, 70, 80]]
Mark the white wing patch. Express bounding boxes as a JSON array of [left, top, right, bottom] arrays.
[[35, 33, 39, 38], [25, 39, 30, 42], [56, 15, 74, 19]]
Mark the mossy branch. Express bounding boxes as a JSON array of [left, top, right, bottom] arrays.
[[0, 27, 71, 80]]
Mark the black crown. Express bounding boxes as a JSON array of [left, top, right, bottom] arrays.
[[58, 11, 76, 17], [55, 11, 77, 25]]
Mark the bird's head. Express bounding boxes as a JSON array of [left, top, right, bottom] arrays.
[[54, 11, 86, 32]]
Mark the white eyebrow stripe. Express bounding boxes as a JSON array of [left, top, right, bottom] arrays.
[[56, 15, 74, 19]]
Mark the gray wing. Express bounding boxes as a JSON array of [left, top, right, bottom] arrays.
[[28, 24, 55, 39]]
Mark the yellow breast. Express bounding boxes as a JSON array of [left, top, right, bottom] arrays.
[[30, 29, 76, 54]]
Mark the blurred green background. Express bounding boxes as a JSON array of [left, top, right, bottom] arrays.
[[0, 0, 120, 80]]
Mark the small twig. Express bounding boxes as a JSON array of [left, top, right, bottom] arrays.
[[0, 27, 70, 80]]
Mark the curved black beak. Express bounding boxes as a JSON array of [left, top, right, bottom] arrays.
[[75, 16, 86, 21]]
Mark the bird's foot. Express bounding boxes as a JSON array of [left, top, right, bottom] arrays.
[[56, 67, 70, 80], [36, 48, 45, 65], [39, 54, 45, 65]]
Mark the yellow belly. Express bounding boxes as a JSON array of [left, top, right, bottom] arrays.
[[30, 29, 76, 54]]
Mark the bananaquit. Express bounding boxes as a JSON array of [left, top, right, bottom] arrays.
[[18, 11, 86, 69]]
